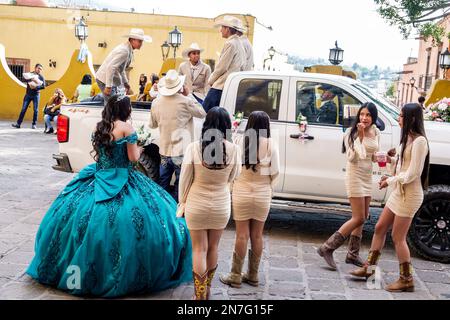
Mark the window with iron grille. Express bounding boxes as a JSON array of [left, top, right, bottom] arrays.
[[6, 58, 30, 83], [425, 75, 433, 91]]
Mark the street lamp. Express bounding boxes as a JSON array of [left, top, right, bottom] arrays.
[[439, 48, 450, 79], [329, 41, 344, 65], [168, 26, 182, 58], [263, 46, 276, 70], [410, 77, 416, 102], [75, 16, 88, 42], [161, 41, 170, 61]]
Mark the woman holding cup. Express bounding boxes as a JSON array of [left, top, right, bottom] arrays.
[[317, 102, 380, 269], [350, 103, 430, 292]]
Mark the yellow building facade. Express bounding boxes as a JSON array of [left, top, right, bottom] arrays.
[[0, 4, 255, 120]]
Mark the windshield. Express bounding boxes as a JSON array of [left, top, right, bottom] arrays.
[[352, 83, 400, 120]]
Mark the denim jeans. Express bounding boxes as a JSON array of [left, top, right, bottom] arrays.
[[17, 94, 40, 126], [202, 88, 223, 113], [44, 114, 58, 130], [158, 155, 183, 201], [96, 79, 119, 106]]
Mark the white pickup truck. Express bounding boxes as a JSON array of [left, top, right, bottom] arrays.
[[53, 71, 450, 263]]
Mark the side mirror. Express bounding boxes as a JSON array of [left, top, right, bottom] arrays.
[[376, 118, 385, 131]]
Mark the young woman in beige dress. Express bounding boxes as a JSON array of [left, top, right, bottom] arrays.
[[178, 107, 241, 300], [317, 102, 380, 270], [220, 111, 280, 288], [350, 103, 430, 293]]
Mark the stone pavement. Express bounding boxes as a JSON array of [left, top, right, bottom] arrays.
[[0, 121, 449, 300]]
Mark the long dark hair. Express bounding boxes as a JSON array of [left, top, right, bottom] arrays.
[[139, 74, 147, 86], [342, 102, 378, 153], [91, 95, 132, 161], [244, 111, 271, 172], [81, 74, 92, 85], [399, 103, 430, 189], [201, 107, 232, 169]]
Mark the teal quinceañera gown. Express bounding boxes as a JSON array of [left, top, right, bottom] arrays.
[[27, 132, 192, 297]]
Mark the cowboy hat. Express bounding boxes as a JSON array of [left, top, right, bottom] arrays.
[[123, 28, 152, 42], [318, 84, 343, 96], [158, 69, 186, 96], [213, 15, 244, 31], [182, 43, 205, 59]]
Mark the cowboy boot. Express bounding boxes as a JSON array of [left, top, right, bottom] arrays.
[[242, 249, 262, 287], [219, 252, 244, 288], [206, 265, 218, 300], [385, 262, 415, 292], [350, 250, 381, 278], [317, 231, 346, 270], [345, 235, 365, 267], [193, 270, 208, 300]]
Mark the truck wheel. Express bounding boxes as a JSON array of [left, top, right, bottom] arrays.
[[407, 184, 450, 263], [136, 144, 160, 182]]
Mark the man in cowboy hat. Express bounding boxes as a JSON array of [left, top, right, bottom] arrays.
[[178, 43, 211, 104], [236, 25, 254, 71], [316, 84, 342, 124], [149, 69, 206, 200], [96, 28, 152, 105], [203, 15, 245, 112]]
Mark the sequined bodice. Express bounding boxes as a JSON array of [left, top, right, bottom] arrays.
[[96, 132, 138, 170]]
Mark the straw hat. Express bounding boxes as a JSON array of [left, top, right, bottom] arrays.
[[213, 15, 245, 31], [158, 70, 186, 96], [182, 43, 205, 59], [123, 28, 152, 42]]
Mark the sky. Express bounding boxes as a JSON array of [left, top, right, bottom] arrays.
[[60, 0, 421, 70]]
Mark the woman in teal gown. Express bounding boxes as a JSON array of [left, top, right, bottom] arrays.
[[27, 95, 192, 298]]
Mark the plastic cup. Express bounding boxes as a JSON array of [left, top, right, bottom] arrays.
[[376, 151, 387, 168]]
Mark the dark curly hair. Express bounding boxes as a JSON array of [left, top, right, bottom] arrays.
[[91, 95, 132, 161]]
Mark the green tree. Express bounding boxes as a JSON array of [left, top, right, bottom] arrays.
[[374, 0, 450, 44], [386, 83, 395, 98]]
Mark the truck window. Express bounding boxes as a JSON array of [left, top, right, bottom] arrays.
[[296, 81, 361, 126], [235, 79, 282, 120]]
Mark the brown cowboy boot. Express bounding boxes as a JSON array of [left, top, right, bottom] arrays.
[[345, 235, 365, 267], [385, 262, 415, 292], [206, 265, 218, 300], [350, 250, 381, 278], [242, 249, 262, 287], [193, 270, 208, 300], [317, 232, 346, 270], [219, 252, 244, 288]]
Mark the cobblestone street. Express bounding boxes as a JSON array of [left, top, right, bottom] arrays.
[[0, 121, 449, 300]]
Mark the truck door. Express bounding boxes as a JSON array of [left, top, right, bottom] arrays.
[[283, 79, 360, 201], [231, 76, 289, 193]]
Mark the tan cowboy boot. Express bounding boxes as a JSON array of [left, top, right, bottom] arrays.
[[317, 231, 346, 270], [345, 235, 365, 267], [219, 252, 244, 288], [242, 249, 262, 287], [193, 270, 208, 300], [385, 262, 415, 292], [350, 250, 381, 278], [206, 265, 218, 300]]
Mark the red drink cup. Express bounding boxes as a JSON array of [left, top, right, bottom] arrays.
[[376, 152, 387, 168]]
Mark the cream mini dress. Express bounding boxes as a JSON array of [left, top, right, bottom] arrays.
[[386, 136, 429, 218], [178, 140, 242, 230], [344, 125, 380, 198], [232, 137, 280, 222]]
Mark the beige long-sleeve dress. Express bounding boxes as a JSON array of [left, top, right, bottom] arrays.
[[232, 137, 280, 222], [344, 125, 380, 198], [386, 136, 429, 218], [179, 140, 242, 230]]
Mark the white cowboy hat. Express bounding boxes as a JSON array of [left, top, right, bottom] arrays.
[[123, 28, 152, 42], [158, 69, 186, 96], [182, 43, 205, 59], [213, 15, 245, 31]]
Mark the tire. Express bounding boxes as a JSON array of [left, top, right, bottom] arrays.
[[407, 184, 450, 263], [136, 144, 160, 182]]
